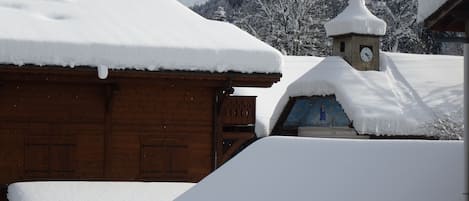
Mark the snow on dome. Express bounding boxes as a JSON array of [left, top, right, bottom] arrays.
[[0, 0, 282, 74], [417, 0, 448, 22], [235, 53, 463, 137], [324, 0, 387, 37]]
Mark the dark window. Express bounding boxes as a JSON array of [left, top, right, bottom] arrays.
[[274, 96, 351, 135], [340, 42, 345, 52]]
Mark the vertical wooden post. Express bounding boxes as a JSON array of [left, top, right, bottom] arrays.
[[212, 91, 220, 170], [103, 84, 115, 178], [216, 98, 225, 168], [213, 83, 234, 169], [213, 89, 226, 169]]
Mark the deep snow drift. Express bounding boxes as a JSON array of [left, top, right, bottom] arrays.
[[235, 53, 463, 137], [8, 182, 194, 201], [0, 0, 282, 74], [176, 136, 464, 201]]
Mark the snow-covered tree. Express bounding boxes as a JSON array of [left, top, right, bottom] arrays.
[[369, 0, 415, 52], [368, 0, 438, 54], [425, 109, 464, 140], [192, 0, 462, 56], [213, 6, 227, 21], [228, 0, 346, 56], [192, 0, 234, 21]]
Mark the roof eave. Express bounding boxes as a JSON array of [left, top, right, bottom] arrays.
[[0, 63, 282, 88], [424, 0, 469, 32]]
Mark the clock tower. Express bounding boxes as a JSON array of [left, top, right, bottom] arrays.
[[324, 0, 387, 71]]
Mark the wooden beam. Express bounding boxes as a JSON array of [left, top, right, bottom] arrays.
[[435, 36, 469, 43], [103, 84, 117, 178], [424, 0, 469, 32], [220, 132, 256, 164], [213, 82, 235, 168], [425, 0, 466, 32], [0, 64, 281, 88]]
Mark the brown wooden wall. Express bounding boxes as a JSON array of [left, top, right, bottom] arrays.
[[0, 66, 281, 201], [0, 76, 214, 190], [109, 82, 214, 181]]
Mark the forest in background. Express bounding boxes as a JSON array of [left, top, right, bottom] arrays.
[[192, 0, 463, 56]]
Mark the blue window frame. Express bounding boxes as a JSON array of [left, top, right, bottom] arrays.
[[282, 96, 351, 128]]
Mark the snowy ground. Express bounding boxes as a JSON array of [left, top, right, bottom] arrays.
[[7, 138, 463, 201], [176, 136, 464, 201], [8, 182, 194, 201]]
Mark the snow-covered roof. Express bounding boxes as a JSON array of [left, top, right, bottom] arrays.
[[235, 53, 463, 137], [417, 0, 448, 22], [8, 182, 194, 201], [176, 137, 464, 201], [324, 0, 387, 36], [0, 0, 282, 74]]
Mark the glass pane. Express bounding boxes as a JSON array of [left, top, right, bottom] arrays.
[[283, 96, 350, 128]]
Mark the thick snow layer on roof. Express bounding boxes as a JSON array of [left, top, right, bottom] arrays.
[[235, 56, 322, 137], [176, 137, 464, 201], [384, 52, 463, 118], [8, 182, 194, 201], [325, 0, 386, 36], [235, 53, 463, 136], [0, 0, 282, 74], [417, 0, 448, 22]]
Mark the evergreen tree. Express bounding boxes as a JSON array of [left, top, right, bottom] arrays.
[[213, 6, 227, 21]]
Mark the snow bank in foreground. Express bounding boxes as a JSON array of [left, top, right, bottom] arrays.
[[0, 0, 282, 74], [176, 137, 464, 201], [236, 53, 463, 137], [325, 0, 386, 36], [8, 182, 194, 201]]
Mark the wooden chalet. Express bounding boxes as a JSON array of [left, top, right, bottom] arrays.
[[0, 64, 279, 187], [0, 0, 283, 200]]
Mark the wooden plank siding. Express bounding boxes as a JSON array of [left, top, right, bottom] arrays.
[[0, 80, 214, 184], [108, 83, 214, 182], [0, 66, 279, 201]]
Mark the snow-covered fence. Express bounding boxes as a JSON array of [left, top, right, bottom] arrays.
[[8, 182, 194, 201], [176, 136, 464, 201]]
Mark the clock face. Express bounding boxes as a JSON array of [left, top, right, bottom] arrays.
[[360, 47, 373, 63]]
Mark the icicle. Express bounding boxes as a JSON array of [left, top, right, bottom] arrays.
[[97, 65, 108, 79]]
